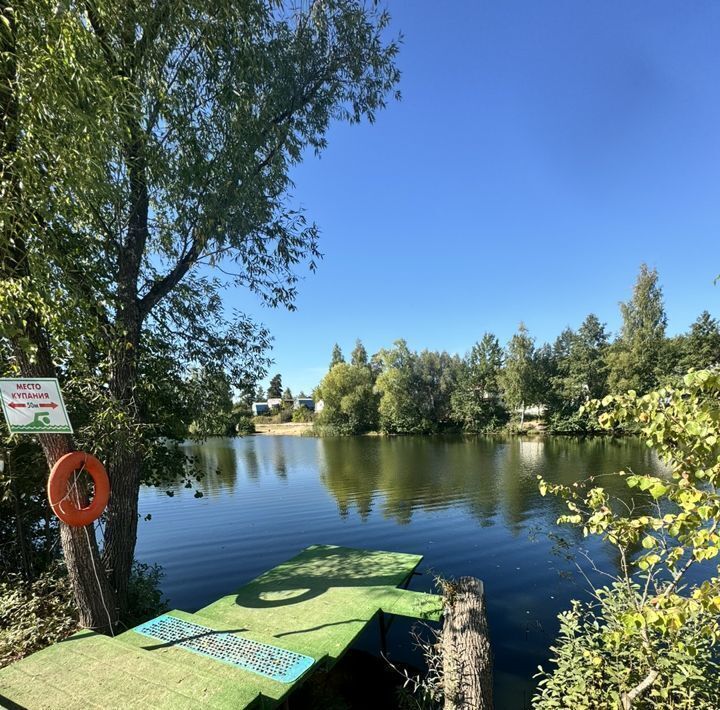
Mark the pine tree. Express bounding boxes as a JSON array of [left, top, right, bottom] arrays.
[[545, 315, 609, 431], [350, 339, 368, 367], [681, 311, 720, 371], [575, 314, 610, 399], [267, 374, 283, 398], [330, 343, 345, 368], [607, 265, 667, 395], [450, 333, 507, 431]]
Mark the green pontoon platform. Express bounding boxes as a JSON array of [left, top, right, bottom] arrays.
[[0, 545, 443, 709]]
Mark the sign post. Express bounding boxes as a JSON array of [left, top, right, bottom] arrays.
[[0, 378, 73, 434]]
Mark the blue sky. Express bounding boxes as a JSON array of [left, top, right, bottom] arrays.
[[232, 0, 720, 396]]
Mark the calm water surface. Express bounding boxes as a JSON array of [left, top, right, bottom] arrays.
[[135, 435, 665, 708]]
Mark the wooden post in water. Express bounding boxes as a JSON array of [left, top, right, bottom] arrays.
[[442, 577, 493, 710]]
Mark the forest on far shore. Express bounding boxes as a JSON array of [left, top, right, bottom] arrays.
[[305, 264, 719, 435]]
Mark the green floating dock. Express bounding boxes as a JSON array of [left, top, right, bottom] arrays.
[[0, 545, 443, 709]]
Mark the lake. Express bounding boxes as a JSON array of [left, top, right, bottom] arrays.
[[135, 434, 665, 708]]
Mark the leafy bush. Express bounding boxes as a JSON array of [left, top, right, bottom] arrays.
[[0, 560, 168, 667], [393, 625, 444, 710], [235, 415, 256, 434], [124, 561, 169, 629], [292, 407, 313, 423], [0, 437, 58, 579], [0, 565, 78, 668], [535, 583, 720, 709], [546, 408, 606, 434], [537, 369, 720, 708], [316, 362, 379, 434]]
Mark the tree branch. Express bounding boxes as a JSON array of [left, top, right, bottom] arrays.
[[621, 669, 660, 709], [84, 2, 118, 71], [137, 237, 201, 318]]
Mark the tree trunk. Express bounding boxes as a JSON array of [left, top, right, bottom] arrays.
[[12, 344, 117, 633], [520, 402, 525, 428], [442, 577, 493, 710], [101, 304, 142, 614], [101, 119, 152, 614], [102, 437, 142, 614], [102, 190, 145, 613]]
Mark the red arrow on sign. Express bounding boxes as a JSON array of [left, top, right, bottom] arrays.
[[39, 402, 58, 409], [8, 402, 27, 409]]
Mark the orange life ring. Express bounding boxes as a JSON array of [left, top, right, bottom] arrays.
[[47, 451, 110, 527]]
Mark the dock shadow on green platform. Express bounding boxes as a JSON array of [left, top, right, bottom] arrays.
[[0, 544, 443, 709]]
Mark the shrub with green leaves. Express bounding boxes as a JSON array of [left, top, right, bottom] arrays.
[[124, 562, 169, 629], [536, 369, 720, 708], [235, 415, 256, 434], [0, 565, 78, 668], [0, 561, 168, 667], [292, 407, 314, 423], [535, 583, 720, 709]]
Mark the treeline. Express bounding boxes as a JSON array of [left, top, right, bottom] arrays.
[[313, 265, 720, 435]]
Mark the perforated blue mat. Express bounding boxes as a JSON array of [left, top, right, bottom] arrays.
[[133, 614, 314, 684]]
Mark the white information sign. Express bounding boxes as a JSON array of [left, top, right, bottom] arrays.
[[0, 378, 73, 434]]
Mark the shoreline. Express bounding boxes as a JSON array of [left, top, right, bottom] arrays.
[[250, 421, 619, 438], [253, 422, 315, 436]]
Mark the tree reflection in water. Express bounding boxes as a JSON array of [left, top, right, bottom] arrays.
[[142, 434, 668, 708]]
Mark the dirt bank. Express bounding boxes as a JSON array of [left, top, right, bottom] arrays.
[[253, 422, 314, 436]]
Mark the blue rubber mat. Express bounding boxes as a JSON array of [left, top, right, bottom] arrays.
[[133, 614, 314, 683]]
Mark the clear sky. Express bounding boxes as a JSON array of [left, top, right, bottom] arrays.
[[232, 0, 720, 396]]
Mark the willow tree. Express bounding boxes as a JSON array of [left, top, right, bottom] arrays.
[[1, 0, 399, 630]]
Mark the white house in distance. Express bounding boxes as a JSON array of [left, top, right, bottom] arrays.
[[251, 402, 270, 416], [252, 397, 316, 415]]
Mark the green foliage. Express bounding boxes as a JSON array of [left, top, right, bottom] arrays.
[[268, 374, 283, 399], [450, 333, 508, 432], [535, 584, 720, 709], [680, 311, 720, 373], [375, 341, 460, 434], [315, 362, 378, 434], [311, 277, 717, 438], [537, 369, 720, 707], [235, 415, 256, 434], [500, 323, 536, 422], [0, 559, 169, 668], [393, 625, 444, 709], [0, 431, 55, 579], [607, 264, 667, 395], [545, 315, 610, 432], [0, 565, 78, 668], [331, 343, 346, 368], [2, 0, 400, 614], [351, 339, 368, 367], [187, 368, 235, 438], [278, 404, 294, 423], [123, 562, 169, 629], [292, 406, 314, 423]]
